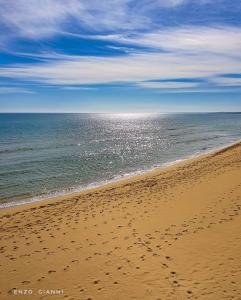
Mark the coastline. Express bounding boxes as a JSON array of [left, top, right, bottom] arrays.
[[0, 139, 241, 299], [1, 138, 240, 211]]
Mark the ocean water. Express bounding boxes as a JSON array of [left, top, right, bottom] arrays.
[[0, 112, 241, 208]]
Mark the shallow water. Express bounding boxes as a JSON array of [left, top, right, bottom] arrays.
[[0, 113, 241, 207]]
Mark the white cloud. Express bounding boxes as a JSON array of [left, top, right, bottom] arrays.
[[0, 0, 213, 39], [1, 25, 241, 87], [155, 0, 187, 7], [137, 81, 199, 89], [0, 0, 148, 38], [0, 87, 34, 94], [0, 50, 240, 86], [143, 88, 240, 94], [61, 86, 97, 90], [1, 1, 240, 96], [0, 25, 241, 91], [98, 26, 241, 57], [0, 0, 73, 38], [211, 77, 241, 86]]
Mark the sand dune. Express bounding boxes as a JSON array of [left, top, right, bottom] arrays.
[[0, 142, 241, 300]]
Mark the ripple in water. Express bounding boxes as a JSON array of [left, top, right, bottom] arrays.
[[0, 112, 241, 207]]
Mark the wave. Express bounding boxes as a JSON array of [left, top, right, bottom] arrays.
[[1, 137, 240, 210], [176, 134, 227, 144], [0, 143, 78, 155]]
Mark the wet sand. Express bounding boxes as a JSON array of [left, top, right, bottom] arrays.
[[0, 142, 241, 300]]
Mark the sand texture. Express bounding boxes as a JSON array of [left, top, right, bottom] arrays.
[[0, 142, 241, 300]]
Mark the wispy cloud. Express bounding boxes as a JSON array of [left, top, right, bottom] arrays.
[[0, 0, 218, 40], [61, 86, 97, 90], [96, 26, 241, 57], [0, 0, 147, 39], [137, 81, 200, 89], [0, 86, 34, 94], [211, 77, 241, 86], [0, 26, 241, 89], [0, 0, 71, 38], [1, 1, 241, 95]]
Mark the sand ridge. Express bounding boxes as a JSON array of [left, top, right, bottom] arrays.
[[0, 142, 241, 299]]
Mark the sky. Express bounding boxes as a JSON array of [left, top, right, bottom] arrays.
[[0, 0, 241, 113]]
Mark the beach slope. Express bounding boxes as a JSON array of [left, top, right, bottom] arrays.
[[0, 142, 241, 300]]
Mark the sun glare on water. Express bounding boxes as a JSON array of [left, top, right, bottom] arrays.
[[104, 113, 157, 119]]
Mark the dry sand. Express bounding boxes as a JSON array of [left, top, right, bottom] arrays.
[[0, 142, 241, 300]]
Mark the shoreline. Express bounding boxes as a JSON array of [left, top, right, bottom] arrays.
[[0, 138, 241, 299], [1, 138, 240, 211]]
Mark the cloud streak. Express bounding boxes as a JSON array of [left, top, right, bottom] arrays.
[[211, 77, 241, 86], [0, 26, 241, 90], [137, 81, 200, 89], [1, 2, 241, 94], [0, 0, 219, 39], [0, 86, 34, 94], [0, 0, 147, 39], [96, 26, 241, 57]]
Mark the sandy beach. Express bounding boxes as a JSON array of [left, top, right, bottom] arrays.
[[0, 141, 241, 300]]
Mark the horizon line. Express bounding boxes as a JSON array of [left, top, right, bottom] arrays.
[[0, 111, 241, 114]]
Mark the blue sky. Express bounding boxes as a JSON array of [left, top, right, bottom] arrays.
[[0, 0, 241, 112]]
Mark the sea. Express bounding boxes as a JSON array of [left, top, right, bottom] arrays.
[[0, 112, 241, 208]]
